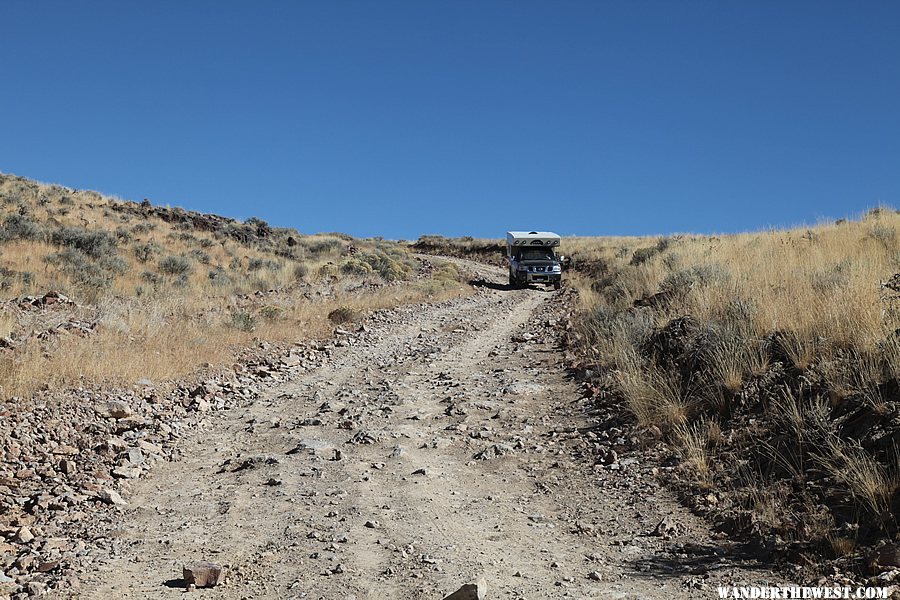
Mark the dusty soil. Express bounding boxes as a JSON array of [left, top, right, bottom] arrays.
[[70, 260, 783, 599]]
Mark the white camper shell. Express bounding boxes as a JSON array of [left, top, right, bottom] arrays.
[[506, 231, 561, 249]]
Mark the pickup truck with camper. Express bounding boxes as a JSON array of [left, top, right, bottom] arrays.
[[506, 231, 563, 290]]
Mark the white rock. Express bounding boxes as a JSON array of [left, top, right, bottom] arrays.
[[105, 400, 132, 419], [15, 526, 34, 543], [443, 577, 487, 600], [98, 489, 127, 506]]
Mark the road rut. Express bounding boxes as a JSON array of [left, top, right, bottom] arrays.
[[75, 260, 781, 599]]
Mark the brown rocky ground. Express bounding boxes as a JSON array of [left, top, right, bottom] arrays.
[[0, 259, 793, 599]]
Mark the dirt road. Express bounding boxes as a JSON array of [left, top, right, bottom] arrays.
[[75, 260, 781, 599]]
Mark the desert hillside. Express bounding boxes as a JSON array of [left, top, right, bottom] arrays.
[[0, 172, 464, 398]]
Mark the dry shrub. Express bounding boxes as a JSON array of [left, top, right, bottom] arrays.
[[776, 330, 819, 371], [814, 439, 900, 526], [617, 364, 694, 430], [828, 535, 857, 558], [706, 329, 769, 395], [673, 420, 714, 486], [568, 209, 900, 553], [770, 389, 831, 441], [327, 306, 360, 324]]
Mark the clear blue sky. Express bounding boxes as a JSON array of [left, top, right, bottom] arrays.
[[2, 1, 898, 239]]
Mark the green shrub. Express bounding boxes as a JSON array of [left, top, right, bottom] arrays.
[[302, 238, 343, 256], [158, 255, 192, 276], [44, 248, 126, 290], [189, 249, 211, 264], [339, 258, 372, 276], [318, 263, 339, 279], [133, 242, 161, 263], [50, 227, 118, 259], [869, 223, 896, 247], [248, 258, 280, 271], [115, 227, 132, 243], [327, 306, 359, 324], [0, 214, 42, 241], [660, 264, 730, 293], [230, 311, 256, 332], [259, 306, 283, 321], [141, 271, 161, 285], [343, 249, 416, 281], [246, 217, 272, 237], [360, 252, 403, 280], [208, 268, 233, 287], [630, 237, 672, 266], [432, 261, 461, 283]]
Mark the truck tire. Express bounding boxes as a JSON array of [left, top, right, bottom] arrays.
[[553, 280, 561, 290], [508, 271, 516, 288]]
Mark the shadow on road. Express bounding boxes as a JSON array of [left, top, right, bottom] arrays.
[[625, 541, 772, 580], [469, 279, 557, 292], [469, 279, 513, 291]]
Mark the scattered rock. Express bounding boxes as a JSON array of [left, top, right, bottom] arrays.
[[874, 543, 900, 570], [111, 466, 141, 479], [652, 516, 677, 537], [105, 400, 132, 419], [348, 430, 384, 445], [474, 443, 514, 461], [127, 447, 145, 465], [442, 577, 487, 600], [16, 526, 34, 544], [98, 489, 127, 506], [182, 561, 223, 588], [25, 581, 46, 596]]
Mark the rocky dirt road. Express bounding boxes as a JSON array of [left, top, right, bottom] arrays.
[[72, 260, 782, 599]]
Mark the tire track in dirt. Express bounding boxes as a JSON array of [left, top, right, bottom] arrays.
[[74, 259, 782, 599]]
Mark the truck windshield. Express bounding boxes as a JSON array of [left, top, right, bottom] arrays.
[[518, 248, 555, 261]]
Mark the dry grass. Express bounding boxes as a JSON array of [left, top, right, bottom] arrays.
[[617, 363, 694, 429], [0, 276, 466, 399], [672, 420, 714, 487], [565, 208, 900, 553], [815, 438, 900, 526], [568, 211, 900, 418], [0, 172, 470, 399], [569, 212, 900, 351]]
